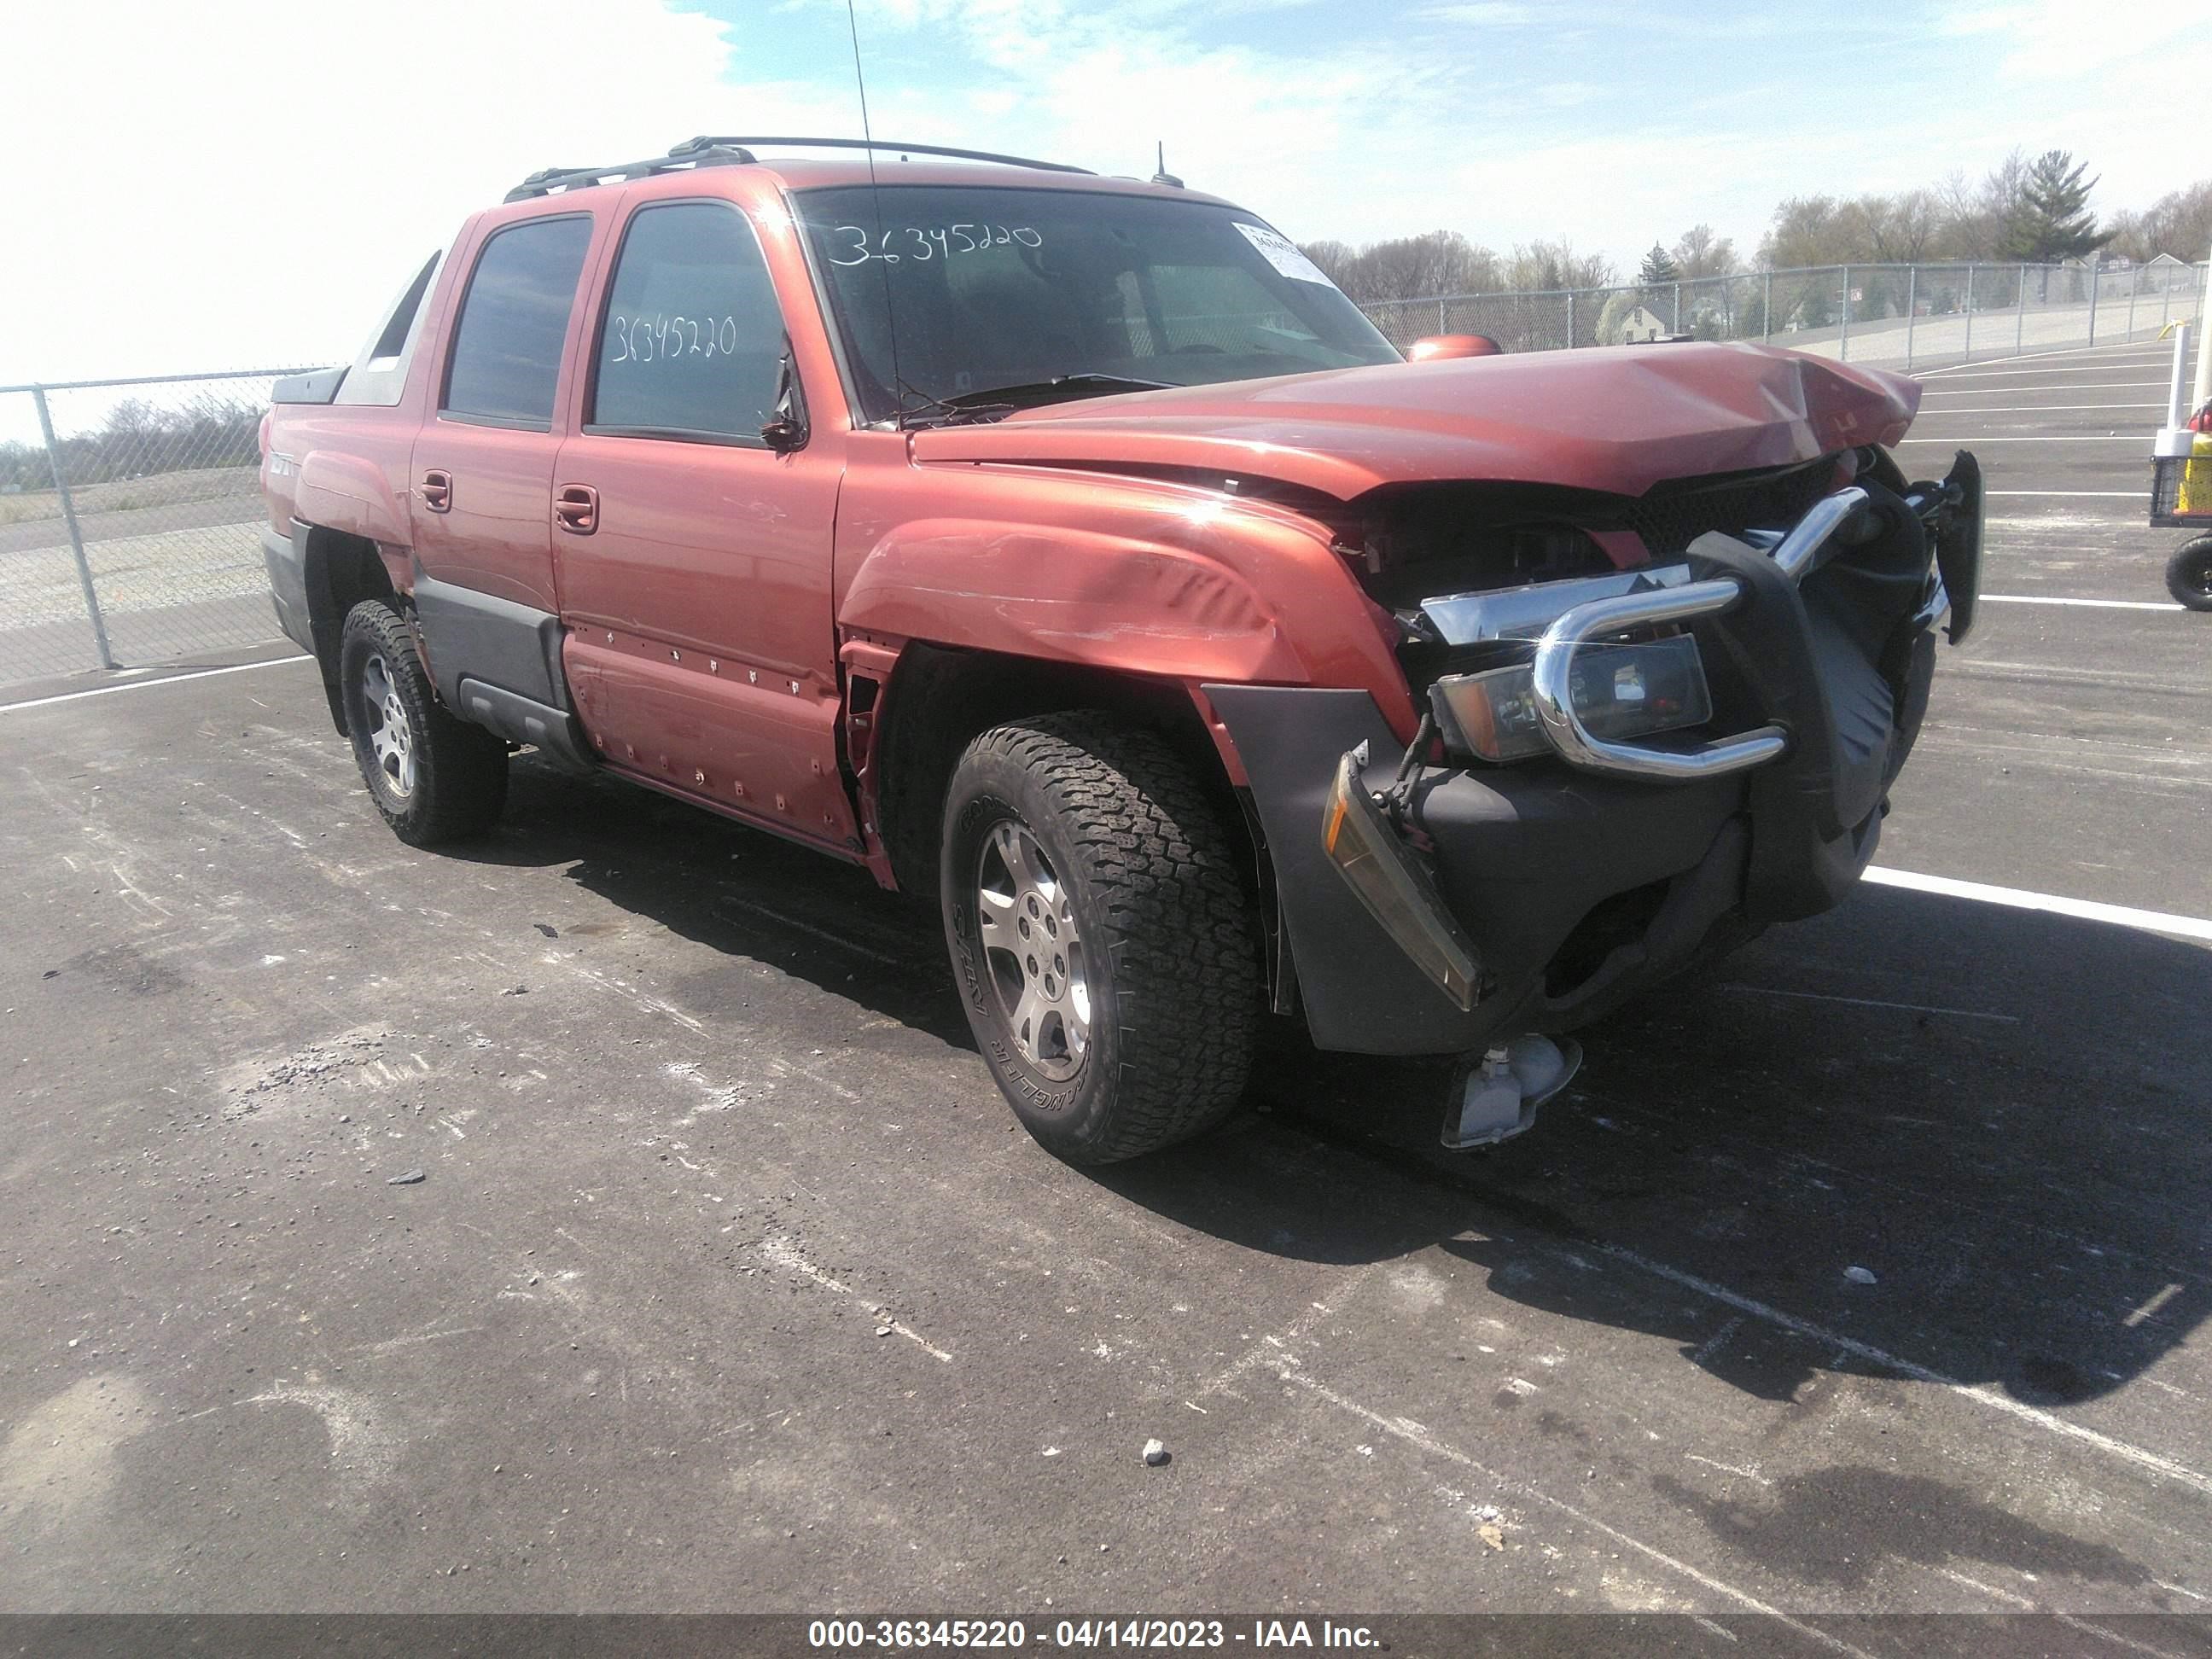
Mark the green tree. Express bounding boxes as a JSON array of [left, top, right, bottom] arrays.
[[1638, 242, 1682, 291], [2000, 150, 2116, 262]]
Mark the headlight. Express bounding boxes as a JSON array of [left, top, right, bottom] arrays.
[[1429, 635, 1712, 764]]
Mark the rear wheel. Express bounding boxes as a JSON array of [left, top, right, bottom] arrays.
[[2167, 535, 2212, 613], [940, 713, 1263, 1163], [338, 599, 509, 845]]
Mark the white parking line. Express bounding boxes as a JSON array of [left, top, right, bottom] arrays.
[[1920, 344, 2175, 373], [1863, 867, 2212, 943], [1276, 1367, 1882, 1657], [1918, 403, 2162, 414], [1921, 363, 2174, 381], [0, 655, 310, 714], [1895, 434, 2145, 443], [1596, 1237, 2212, 1498], [1987, 490, 2144, 498], [1920, 383, 2164, 394], [1981, 594, 2183, 612]]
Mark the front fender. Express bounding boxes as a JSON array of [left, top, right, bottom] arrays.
[[838, 516, 1307, 684], [835, 469, 1417, 738]]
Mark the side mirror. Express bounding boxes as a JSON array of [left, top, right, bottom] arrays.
[[1407, 334, 1503, 362], [760, 339, 809, 452]]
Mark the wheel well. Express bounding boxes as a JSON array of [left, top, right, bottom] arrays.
[[872, 645, 1240, 899], [301, 527, 396, 734]]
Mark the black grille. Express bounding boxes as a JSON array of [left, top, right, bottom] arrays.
[[1616, 461, 1837, 559]]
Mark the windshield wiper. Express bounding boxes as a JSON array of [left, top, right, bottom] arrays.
[[893, 373, 1173, 430], [939, 373, 1173, 410]]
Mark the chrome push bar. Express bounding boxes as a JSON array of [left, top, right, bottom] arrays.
[[1527, 486, 1870, 783]]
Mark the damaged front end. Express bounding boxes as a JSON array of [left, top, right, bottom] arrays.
[[1210, 445, 1984, 1148]]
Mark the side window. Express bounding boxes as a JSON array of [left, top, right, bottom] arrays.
[[370, 253, 439, 362], [442, 216, 594, 428], [590, 202, 787, 443]]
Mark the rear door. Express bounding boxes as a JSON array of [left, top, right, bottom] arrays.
[[410, 212, 597, 620], [554, 195, 855, 853]]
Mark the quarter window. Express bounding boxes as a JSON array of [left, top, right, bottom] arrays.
[[442, 216, 593, 428], [591, 202, 788, 443]]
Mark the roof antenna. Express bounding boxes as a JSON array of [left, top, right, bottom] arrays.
[[846, 0, 906, 422], [1150, 142, 1183, 189]]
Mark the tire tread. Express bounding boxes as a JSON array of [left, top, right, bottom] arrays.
[[958, 712, 1261, 1161], [340, 600, 509, 846]]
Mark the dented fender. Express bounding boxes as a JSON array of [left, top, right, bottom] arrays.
[[833, 457, 1417, 736], [838, 517, 1301, 684], [294, 445, 414, 550]]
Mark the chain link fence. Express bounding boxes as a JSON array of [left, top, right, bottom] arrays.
[[2, 258, 2200, 693], [1359, 258, 2203, 366], [0, 370, 320, 690]]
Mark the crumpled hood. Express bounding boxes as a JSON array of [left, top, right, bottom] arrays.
[[909, 342, 1919, 501]]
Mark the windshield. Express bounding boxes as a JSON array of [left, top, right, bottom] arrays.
[[792, 185, 1400, 423]]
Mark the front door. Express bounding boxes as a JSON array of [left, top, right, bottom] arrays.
[[553, 196, 856, 854]]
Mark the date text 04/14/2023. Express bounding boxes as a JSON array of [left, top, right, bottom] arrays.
[[805, 1619, 1382, 1650]]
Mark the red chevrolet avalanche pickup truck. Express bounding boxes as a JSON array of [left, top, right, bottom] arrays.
[[259, 136, 1982, 1162]]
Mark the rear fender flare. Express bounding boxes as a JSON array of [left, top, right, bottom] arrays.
[[295, 449, 412, 549]]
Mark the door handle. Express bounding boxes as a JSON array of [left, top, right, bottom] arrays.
[[419, 469, 452, 512], [554, 484, 599, 535]]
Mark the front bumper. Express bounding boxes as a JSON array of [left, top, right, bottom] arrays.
[[1207, 458, 1980, 1057]]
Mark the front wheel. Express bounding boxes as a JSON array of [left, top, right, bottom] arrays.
[[338, 599, 509, 845], [940, 713, 1263, 1163], [2167, 535, 2212, 613]]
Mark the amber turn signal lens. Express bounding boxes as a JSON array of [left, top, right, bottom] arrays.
[[1320, 748, 1481, 1010]]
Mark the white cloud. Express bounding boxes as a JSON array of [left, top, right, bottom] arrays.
[[1417, 3, 1534, 22], [2, 0, 837, 381], [1936, 0, 2198, 77]]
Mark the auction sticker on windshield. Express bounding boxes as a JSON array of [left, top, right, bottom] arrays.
[[1232, 221, 1335, 285]]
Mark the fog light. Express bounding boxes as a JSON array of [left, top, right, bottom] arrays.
[[1322, 745, 1482, 1010], [1431, 635, 1711, 764]]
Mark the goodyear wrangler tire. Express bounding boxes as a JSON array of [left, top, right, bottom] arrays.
[[940, 713, 1264, 1163], [338, 599, 509, 846]]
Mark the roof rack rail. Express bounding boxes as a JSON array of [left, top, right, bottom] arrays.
[[503, 143, 758, 203], [669, 136, 1092, 176]]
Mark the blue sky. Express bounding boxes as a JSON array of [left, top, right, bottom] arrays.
[[692, 0, 2203, 261], [1, 0, 2202, 385]]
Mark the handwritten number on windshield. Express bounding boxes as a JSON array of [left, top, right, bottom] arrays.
[[827, 223, 1042, 266], [608, 312, 742, 366]]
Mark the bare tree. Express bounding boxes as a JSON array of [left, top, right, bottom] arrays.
[[1504, 240, 1615, 291], [1758, 196, 1848, 269], [1298, 239, 1359, 288], [1866, 189, 1941, 263], [1305, 230, 1501, 304], [1671, 224, 1738, 279], [2113, 179, 2212, 262]]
